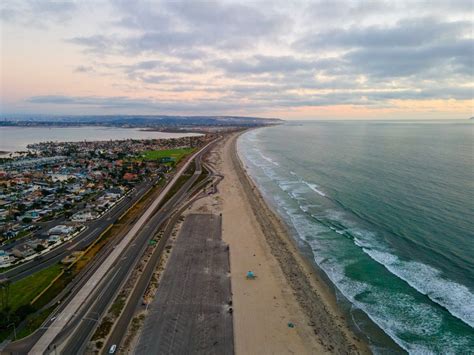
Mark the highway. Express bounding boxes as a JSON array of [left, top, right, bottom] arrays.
[[23, 139, 218, 354], [2, 177, 158, 282]]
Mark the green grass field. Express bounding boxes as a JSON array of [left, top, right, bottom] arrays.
[[16, 306, 55, 339], [8, 264, 62, 311], [140, 148, 194, 163]]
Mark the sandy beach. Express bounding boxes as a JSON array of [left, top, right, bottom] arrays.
[[211, 132, 370, 354]]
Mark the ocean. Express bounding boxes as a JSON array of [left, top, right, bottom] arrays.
[[238, 120, 474, 354], [0, 126, 200, 154]]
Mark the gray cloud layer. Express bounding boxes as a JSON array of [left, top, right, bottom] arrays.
[[3, 0, 473, 116]]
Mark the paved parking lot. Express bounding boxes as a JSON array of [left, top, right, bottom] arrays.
[[135, 213, 233, 355]]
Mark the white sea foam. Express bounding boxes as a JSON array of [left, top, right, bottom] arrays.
[[277, 180, 300, 192], [333, 228, 349, 235], [299, 204, 320, 213], [260, 152, 280, 166], [305, 252, 439, 352], [325, 209, 348, 222], [326, 209, 474, 328], [366, 249, 474, 328], [302, 180, 327, 196], [303, 237, 467, 354]]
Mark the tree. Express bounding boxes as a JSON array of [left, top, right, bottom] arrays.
[[0, 280, 10, 312], [35, 244, 46, 253], [14, 304, 35, 321]]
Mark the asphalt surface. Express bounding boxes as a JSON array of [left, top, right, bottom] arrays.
[[134, 214, 233, 355], [2, 178, 158, 282]]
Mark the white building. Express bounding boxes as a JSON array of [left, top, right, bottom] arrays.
[[0, 250, 11, 266], [48, 235, 61, 243], [48, 224, 74, 236], [71, 210, 98, 222]]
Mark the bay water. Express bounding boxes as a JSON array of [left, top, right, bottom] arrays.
[[0, 126, 200, 154]]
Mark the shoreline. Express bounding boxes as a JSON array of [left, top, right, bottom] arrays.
[[224, 131, 370, 354]]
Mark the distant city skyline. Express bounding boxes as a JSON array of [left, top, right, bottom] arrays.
[[1, 0, 473, 119]]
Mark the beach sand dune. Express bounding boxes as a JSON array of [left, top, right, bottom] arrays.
[[219, 132, 369, 355]]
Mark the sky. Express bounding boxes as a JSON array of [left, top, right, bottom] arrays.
[[0, 0, 473, 120]]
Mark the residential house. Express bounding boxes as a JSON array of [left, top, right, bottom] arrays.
[[12, 244, 35, 258], [48, 234, 61, 244], [48, 224, 74, 236], [71, 210, 98, 222], [0, 250, 11, 266], [27, 238, 48, 251]]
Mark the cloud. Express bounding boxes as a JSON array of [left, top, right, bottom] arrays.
[[111, 0, 172, 32], [164, 0, 284, 39], [67, 35, 121, 54], [295, 18, 471, 49], [115, 0, 284, 42], [70, 0, 286, 58], [3, 0, 473, 117], [26, 80, 472, 114], [27, 95, 156, 108], [295, 17, 473, 79], [214, 55, 320, 74], [303, 0, 474, 27], [25, 94, 265, 114], [345, 39, 474, 78], [75, 65, 95, 73], [0, 0, 76, 28]]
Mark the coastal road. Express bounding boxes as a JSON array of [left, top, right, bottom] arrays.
[[2, 177, 158, 282], [26, 139, 217, 354], [134, 214, 233, 355]]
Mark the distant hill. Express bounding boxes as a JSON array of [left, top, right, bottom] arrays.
[[0, 115, 283, 128]]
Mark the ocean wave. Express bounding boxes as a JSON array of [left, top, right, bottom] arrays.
[[291, 214, 442, 352], [260, 152, 280, 166], [302, 180, 327, 196], [299, 203, 320, 213], [286, 206, 473, 353], [277, 180, 301, 191], [366, 249, 474, 328], [323, 208, 474, 328]]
